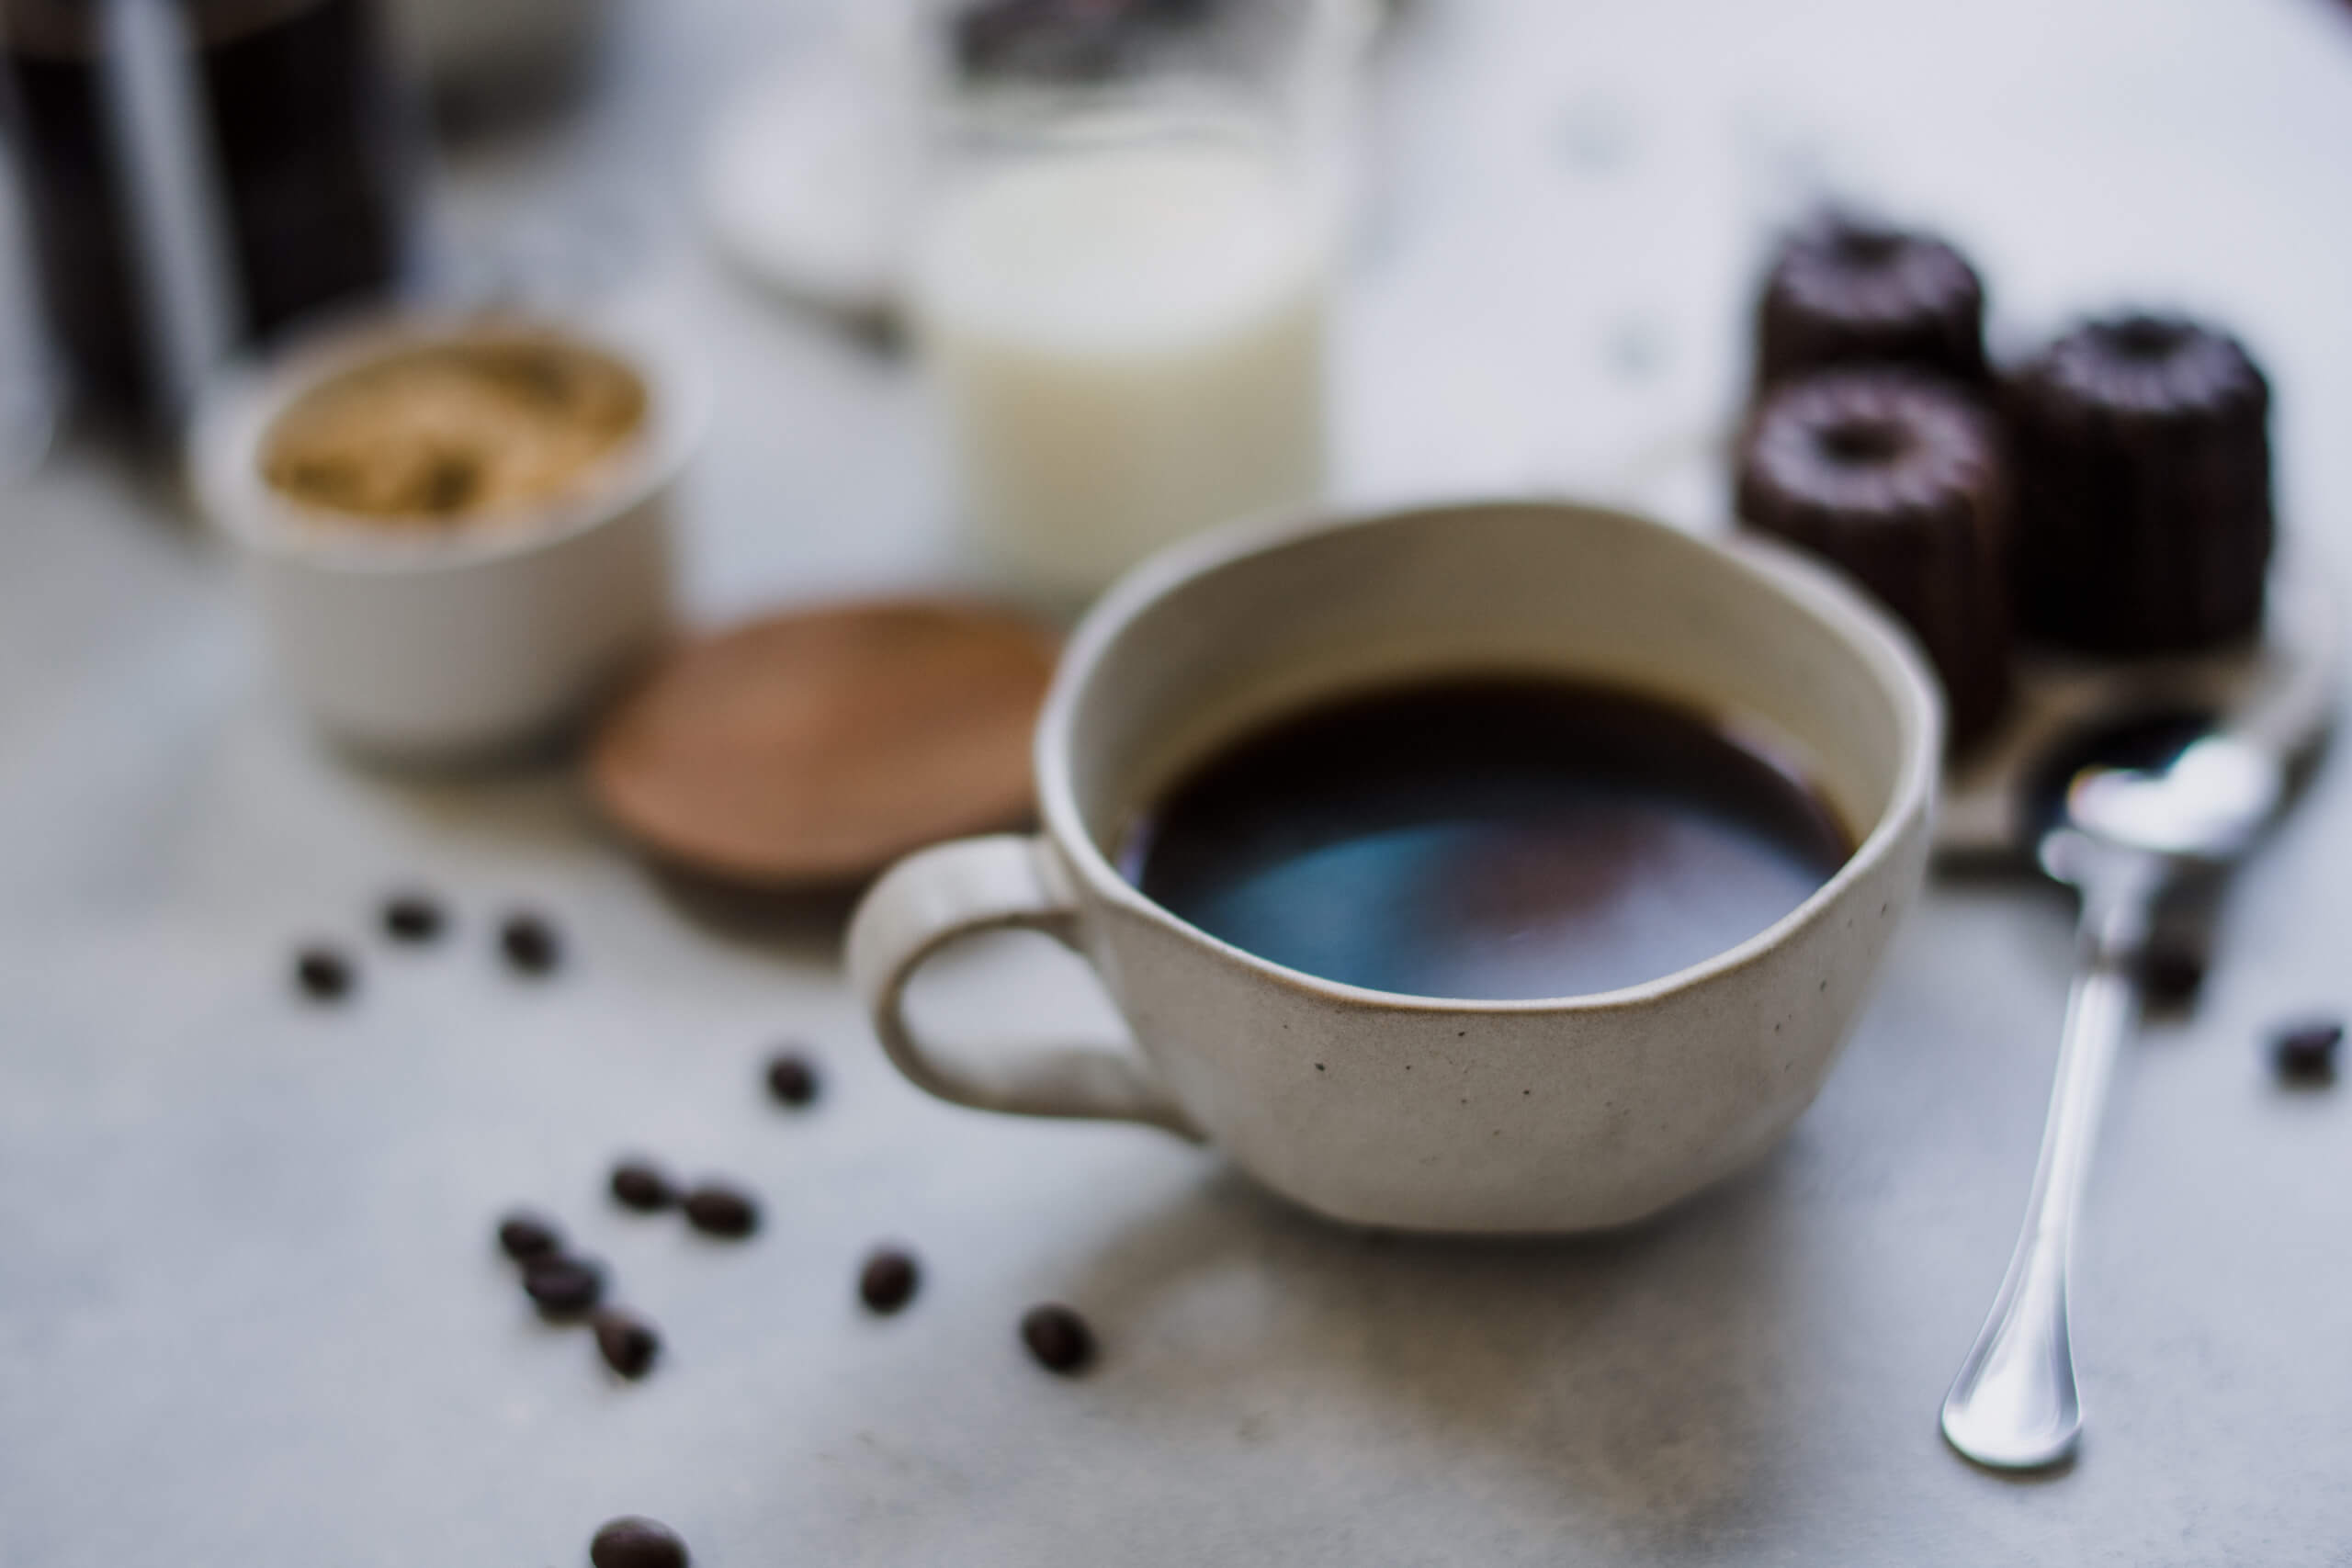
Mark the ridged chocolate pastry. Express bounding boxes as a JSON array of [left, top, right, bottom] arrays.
[[1737, 368, 2014, 749], [2007, 314, 2272, 653], [1756, 214, 1988, 389]]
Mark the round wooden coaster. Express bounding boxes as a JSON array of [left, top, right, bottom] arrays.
[[590, 599, 1059, 886]]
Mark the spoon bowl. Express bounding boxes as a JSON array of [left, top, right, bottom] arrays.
[[2063, 736, 2283, 863]]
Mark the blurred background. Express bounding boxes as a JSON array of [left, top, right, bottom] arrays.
[[11, 0, 2348, 602], [6, 3, 2352, 1563]]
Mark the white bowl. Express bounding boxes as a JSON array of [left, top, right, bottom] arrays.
[[189, 312, 704, 762]]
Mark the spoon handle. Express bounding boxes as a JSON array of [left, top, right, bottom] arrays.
[[1939, 910, 2144, 1470]]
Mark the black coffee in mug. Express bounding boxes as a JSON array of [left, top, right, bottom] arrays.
[[1119, 676, 1851, 1000]]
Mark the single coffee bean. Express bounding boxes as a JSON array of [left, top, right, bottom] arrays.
[[2272, 1019, 2344, 1084], [589, 1515, 689, 1568], [591, 1310, 662, 1380], [379, 892, 447, 944], [609, 1160, 677, 1213], [497, 1211, 564, 1262], [523, 1255, 605, 1317], [499, 912, 562, 976], [293, 946, 354, 1002], [2141, 944, 2206, 1010], [763, 1050, 820, 1108], [682, 1183, 760, 1239], [859, 1247, 921, 1314], [1020, 1303, 1095, 1374]]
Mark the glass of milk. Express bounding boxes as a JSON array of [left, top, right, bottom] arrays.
[[908, 0, 1368, 601]]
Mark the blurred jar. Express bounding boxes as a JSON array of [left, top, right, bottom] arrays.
[[387, 0, 612, 125], [907, 0, 1369, 601], [0, 0, 416, 434]]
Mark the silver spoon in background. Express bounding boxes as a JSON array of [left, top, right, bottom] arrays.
[[1940, 726, 2287, 1472]]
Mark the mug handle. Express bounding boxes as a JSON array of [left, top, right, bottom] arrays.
[[846, 834, 1204, 1140]]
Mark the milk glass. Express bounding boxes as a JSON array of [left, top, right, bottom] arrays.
[[907, 0, 1366, 600]]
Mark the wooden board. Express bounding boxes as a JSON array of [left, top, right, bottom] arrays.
[[589, 598, 1059, 885]]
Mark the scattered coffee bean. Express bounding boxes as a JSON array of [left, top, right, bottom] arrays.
[[523, 1255, 605, 1317], [1020, 1303, 1095, 1374], [293, 945, 354, 1002], [499, 912, 561, 976], [859, 1247, 921, 1314], [609, 1159, 677, 1213], [497, 1211, 564, 1262], [763, 1049, 820, 1108], [379, 892, 446, 945], [682, 1183, 760, 1239], [2272, 1019, 2343, 1084], [591, 1310, 662, 1380], [2140, 944, 2206, 1010], [589, 1515, 689, 1568]]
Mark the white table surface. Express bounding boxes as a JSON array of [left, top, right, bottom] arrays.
[[6, 1, 2352, 1562]]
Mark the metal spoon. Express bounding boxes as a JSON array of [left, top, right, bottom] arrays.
[[1939, 729, 2284, 1471]]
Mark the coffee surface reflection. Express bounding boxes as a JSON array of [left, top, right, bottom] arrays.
[[1122, 677, 1851, 999]]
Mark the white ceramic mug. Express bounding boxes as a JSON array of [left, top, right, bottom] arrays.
[[189, 311, 703, 761], [848, 501, 1941, 1233]]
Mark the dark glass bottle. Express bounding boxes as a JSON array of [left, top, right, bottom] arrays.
[[0, 0, 415, 432], [195, 0, 412, 338], [0, 2, 151, 415]]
